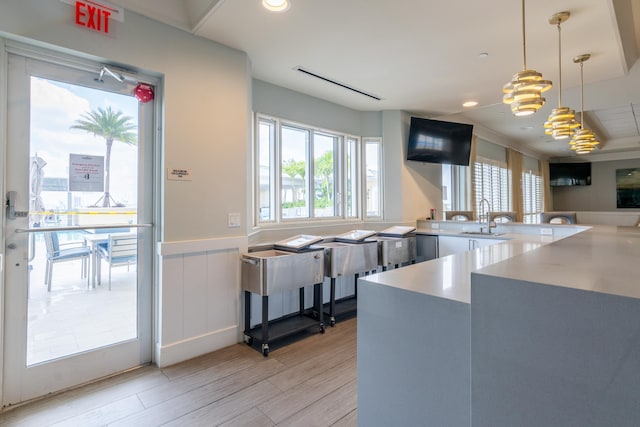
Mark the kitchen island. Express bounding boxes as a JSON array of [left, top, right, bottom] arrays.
[[357, 223, 640, 427]]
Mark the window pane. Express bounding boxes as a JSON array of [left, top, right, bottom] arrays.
[[258, 119, 274, 222], [443, 164, 471, 214], [346, 137, 359, 218], [442, 164, 452, 212], [474, 158, 510, 220], [255, 114, 382, 223], [281, 126, 309, 219], [313, 133, 336, 217], [365, 139, 381, 217], [522, 169, 542, 224]]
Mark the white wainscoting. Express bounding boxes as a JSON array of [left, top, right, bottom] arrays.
[[155, 235, 376, 366], [156, 236, 248, 367]]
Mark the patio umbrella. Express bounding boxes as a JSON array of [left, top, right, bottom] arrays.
[[29, 154, 47, 227]]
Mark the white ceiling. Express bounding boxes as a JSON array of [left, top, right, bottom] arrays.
[[112, 0, 640, 160]]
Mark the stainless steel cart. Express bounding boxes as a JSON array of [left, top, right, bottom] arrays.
[[313, 230, 378, 326], [241, 235, 325, 356], [367, 226, 417, 271]]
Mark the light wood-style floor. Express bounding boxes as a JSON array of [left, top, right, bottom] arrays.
[[0, 318, 357, 427]]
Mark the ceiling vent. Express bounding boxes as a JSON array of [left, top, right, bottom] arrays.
[[295, 66, 381, 101]]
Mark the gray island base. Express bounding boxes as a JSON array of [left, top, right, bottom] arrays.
[[358, 224, 640, 427]]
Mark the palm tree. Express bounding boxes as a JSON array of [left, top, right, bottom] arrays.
[[282, 159, 306, 204], [71, 106, 137, 207]]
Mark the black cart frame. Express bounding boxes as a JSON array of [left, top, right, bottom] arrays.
[[244, 283, 325, 356]]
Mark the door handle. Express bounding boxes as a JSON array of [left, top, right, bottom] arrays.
[[6, 191, 16, 220]]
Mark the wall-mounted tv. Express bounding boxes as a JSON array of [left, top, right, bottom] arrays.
[[406, 117, 473, 166], [549, 162, 591, 186]]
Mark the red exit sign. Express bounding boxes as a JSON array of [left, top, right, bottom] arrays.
[[75, 1, 113, 33], [62, 0, 124, 35]]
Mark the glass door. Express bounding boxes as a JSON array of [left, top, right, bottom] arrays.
[[3, 49, 155, 406]]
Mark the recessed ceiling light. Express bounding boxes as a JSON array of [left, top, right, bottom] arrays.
[[520, 126, 534, 131], [463, 101, 478, 108], [479, 52, 489, 59], [263, 0, 290, 12]]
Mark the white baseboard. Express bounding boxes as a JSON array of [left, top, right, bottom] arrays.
[[155, 324, 239, 367]]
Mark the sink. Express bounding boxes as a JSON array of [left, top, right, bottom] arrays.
[[313, 241, 378, 278], [241, 249, 324, 295], [460, 231, 504, 236]]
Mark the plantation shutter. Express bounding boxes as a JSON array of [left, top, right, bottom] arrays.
[[521, 155, 543, 223], [473, 159, 510, 221]]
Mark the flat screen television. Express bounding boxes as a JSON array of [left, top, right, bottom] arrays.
[[406, 117, 473, 166], [549, 162, 591, 186]]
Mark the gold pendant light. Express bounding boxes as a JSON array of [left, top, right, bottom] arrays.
[[503, 0, 553, 116], [262, 0, 290, 12], [544, 12, 579, 139], [569, 54, 600, 154]]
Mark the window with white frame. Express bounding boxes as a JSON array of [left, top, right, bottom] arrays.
[[258, 119, 275, 222], [473, 157, 510, 220], [346, 136, 360, 218], [472, 139, 511, 220], [444, 138, 547, 223], [364, 138, 382, 218], [522, 155, 543, 224], [255, 114, 380, 224], [442, 163, 471, 215]]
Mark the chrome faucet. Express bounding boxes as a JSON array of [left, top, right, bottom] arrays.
[[479, 198, 496, 234]]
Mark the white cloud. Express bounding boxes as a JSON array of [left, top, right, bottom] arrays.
[[31, 77, 90, 122]]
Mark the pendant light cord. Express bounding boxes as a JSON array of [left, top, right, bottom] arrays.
[[580, 61, 584, 124], [557, 22, 563, 106], [521, 0, 527, 70]]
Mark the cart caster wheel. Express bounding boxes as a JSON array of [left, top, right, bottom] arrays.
[[246, 337, 253, 346], [329, 318, 336, 327], [262, 344, 269, 357], [320, 324, 326, 334]]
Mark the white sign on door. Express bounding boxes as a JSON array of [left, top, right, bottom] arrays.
[[69, 154, 104, 192]]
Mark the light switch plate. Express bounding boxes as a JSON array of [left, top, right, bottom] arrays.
[[228, 213, 241, 228]]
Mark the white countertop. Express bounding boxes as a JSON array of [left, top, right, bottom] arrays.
[[360, 224, 640, 304], [476, 225, 640, 300]]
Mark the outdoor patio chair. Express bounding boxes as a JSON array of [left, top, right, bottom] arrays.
[[43, 232, 90, 291], [97, 234, 137, 290]]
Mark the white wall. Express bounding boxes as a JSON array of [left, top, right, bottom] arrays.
[[0, 1, 250, 367], [552, 158, 640, 212], [383, 111, 443, 223], [253, 79, 381, 137]]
